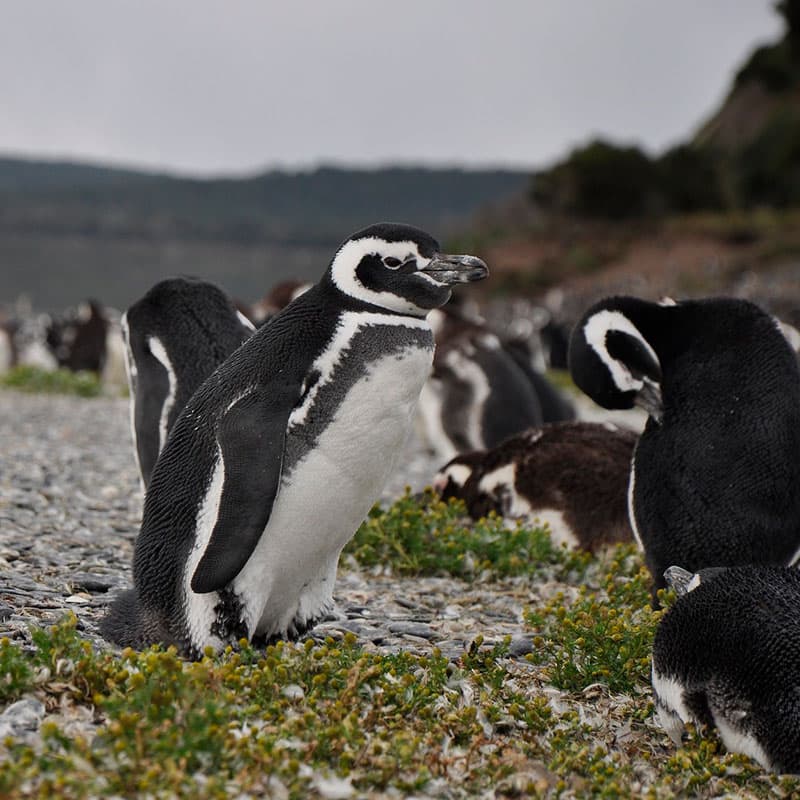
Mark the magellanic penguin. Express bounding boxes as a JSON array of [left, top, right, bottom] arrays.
[[121, 277, 256, 488], [101, 223, 488, 657], [652, 564, 800, 774], [418, 304, 545, 461], [433, 421, 636, 552], [568, 296, 800, 601]]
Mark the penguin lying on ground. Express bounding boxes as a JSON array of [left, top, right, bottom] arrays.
[[101, 223, 488, 657], [652, 564, 800, 774], [121, 277, 256, 488], [433, 421, 635, 552], [568, 296, 800, 601]]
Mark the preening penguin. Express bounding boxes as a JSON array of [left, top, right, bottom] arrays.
[[652, 565, 800, 774], [101, 223, 488, 657], [433, 421, 636, 552], [568, 296, 800, 599], [121, 277, 255, 487]]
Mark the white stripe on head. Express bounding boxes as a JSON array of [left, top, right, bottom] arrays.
[[330, 237, 433, 315], [147, 335, 177, 453], [583, 309, 660, 393]]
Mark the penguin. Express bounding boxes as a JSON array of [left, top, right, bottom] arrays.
[[568, 295, 800, 600], [101, 222, 488, 657], [417, 303, 546, 461], [652, 564, 800, 774], [433, 421, 636, 552], [122, 277, 256, 489], [250, 279, 313, 325], [46, 300, 110, 373]]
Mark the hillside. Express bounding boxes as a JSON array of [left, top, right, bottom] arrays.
[[466, 0, 800, 322], [0, 159, 529, 310]]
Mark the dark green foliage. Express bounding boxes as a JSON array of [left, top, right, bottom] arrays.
[[738, 108, 800, 207], [531, 140, 660, 220], [532, 139, 729, 220], [657, 145, 725, 213], [734, 41, 798, 92]]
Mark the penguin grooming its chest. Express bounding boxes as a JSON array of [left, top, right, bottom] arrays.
[[101, 223, 488, 657], [652, 565, 800, 774], [568, 296, 800, 600], [121, 277, 255, 488], [433, 421, 636, 552]]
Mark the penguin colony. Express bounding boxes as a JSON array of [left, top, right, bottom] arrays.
[[84, 223, 800, 773], [102, 222, 487, 657]]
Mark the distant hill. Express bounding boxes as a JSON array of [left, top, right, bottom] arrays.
[[0, 158, 528, 244], [0, 158, 529, 310]]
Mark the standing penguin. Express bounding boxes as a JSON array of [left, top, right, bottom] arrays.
[[101, 223, 488, 657], [652, 564, 800, 774], [568, 296, 800, 600], [122, 277, 256, 488]]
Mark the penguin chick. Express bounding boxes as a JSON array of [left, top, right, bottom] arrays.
[[101, 223, 488, 657], [121, 277, 255, 488], [652, 564, 800, 774], [568, 295, 800, 600], [433, 421, 636, 552]]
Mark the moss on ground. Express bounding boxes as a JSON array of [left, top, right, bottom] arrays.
[[0, 366, 103, 398], [1, 494, 797, 798]]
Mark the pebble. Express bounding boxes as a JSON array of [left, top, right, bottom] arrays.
[[0, 697, 46, 740]]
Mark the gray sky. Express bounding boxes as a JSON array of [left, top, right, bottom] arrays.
[[0, 1, 783, 176]]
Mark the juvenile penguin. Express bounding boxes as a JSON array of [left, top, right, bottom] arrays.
[[122, 277, 256, 487], [568, 296, 800, 599], [433, 421, 636, 552], [101, 223, 488, 657], [652, 564, 800, 774]]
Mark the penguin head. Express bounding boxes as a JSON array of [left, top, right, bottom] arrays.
[[327, 222, 488, 316], [568, 296, 664, 420]]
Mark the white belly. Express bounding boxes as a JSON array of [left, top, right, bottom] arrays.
[[233, 346, 432, 637]]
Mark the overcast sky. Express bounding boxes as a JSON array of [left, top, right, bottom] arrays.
[[0, 1, 783, 176]]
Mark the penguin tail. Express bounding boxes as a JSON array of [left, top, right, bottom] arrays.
[[100, 588, 170, 650]]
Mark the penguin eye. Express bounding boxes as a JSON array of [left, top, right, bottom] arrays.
[[383, 257, 402, 269]]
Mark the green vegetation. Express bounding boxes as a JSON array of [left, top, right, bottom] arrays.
[[525, 550, 664, 694], [0, 365, 103, 397], [1, 498, 797, 797], [345, 490, 591, 580]]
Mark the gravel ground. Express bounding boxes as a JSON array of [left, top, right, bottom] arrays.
[[0, 390, 558, 658]]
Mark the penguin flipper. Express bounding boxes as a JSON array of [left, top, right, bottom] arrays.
[[191, 384, 295, 594]]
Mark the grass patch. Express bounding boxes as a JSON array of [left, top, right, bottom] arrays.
[[525, 548, 663, 694], [1, 498, 797, 797], [0, 365, 102, 397], [345, 490, 591, 580], [0, 615, 789, 799]]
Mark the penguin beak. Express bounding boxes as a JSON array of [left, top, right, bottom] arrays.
[[636, 377, 664, 423], [420, 253, 489, 285]]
